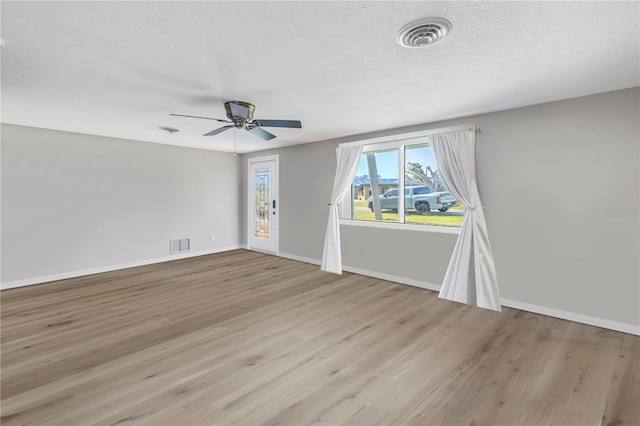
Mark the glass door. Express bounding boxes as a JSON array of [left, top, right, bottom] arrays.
[[248, 157, 278, 254]]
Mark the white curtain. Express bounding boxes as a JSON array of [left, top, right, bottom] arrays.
[[431, 130, 501, 311], [321, 145, 363, 274]]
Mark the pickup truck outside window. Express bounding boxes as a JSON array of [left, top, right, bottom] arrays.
[[369, 186, 459, 214]]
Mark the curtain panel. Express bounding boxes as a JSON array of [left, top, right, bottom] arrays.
[[431, 130, 501, 311], [321, 145, 363, 274]]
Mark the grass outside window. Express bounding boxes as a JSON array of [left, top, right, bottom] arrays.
[[352, 200, 464, 227]]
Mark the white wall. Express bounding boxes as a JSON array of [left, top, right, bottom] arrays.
[[1, 124, 242, 285], [243, 88, 640, 331]]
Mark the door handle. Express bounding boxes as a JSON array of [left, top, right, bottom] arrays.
[[272, 200, 276, 209]]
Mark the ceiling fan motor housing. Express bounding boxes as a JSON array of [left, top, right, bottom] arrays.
[[225, 101, 255, 122]]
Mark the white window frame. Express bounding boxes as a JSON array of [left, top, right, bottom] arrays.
[[338, 123, 475, 235]]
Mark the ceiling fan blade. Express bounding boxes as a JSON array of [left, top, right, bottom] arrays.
[[228, 102, 250, 120], [247, 126, 276, 141], [204, 125, 234, 136], [254, 119, 302, 128], [170, 113, 230, 123]]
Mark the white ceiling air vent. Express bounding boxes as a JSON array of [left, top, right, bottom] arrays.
[[396, 18, 452, 48]]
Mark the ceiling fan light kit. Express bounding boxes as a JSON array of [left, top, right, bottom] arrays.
[[171, 100, 302, 142]]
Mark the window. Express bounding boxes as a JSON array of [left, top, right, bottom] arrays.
[[352, 149, 399, 223], [347, 137, 463, 230]]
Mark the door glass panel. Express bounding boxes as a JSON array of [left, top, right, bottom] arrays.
[[254, 168, 270, 240]]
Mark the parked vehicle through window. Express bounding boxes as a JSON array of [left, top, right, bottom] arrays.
[[348, 140, 463, 228]]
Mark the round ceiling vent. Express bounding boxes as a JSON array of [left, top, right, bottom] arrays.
[[396, 18, 452, 48]]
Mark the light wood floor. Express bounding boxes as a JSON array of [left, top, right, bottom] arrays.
[[1, 250, 638, 426]]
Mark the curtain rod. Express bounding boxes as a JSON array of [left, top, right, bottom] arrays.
[[338, 123, 478, 148]]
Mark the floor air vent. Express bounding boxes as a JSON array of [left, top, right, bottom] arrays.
[[170, 238, 190, 254]]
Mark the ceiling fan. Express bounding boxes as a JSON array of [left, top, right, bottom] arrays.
[[171, 101, 302, 141]]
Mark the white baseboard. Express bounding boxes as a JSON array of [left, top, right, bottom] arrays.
[[4, 248, 638, 336], [1, 245, 244, 290], [277, 252, 639, 336], [341, 265, 442, 293], [500, 298, 640, 336], [277, 252, 442, 292], [277, 252, 321, 266]]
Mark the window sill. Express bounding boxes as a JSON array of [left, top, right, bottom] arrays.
[[339, 218, 462, 235]]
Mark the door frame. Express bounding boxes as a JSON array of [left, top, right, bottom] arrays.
[[247, 155, 279, 255]]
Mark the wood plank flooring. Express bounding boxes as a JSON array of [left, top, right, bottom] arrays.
[[1, 249, 638, 426]]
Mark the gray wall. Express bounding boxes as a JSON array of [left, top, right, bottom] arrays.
[[2, 88, 637, 327], [1, 124, 242, 283], [244, 88, 640, 327], [241, 143, 337, 260]]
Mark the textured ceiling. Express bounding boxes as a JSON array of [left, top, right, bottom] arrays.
[[1, 1, 639, 153]]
